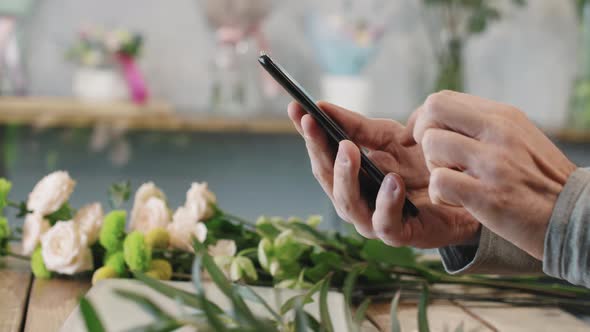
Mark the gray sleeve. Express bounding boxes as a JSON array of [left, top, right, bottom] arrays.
[[439, 227, 542, 275], [543, 168, 590, 287]]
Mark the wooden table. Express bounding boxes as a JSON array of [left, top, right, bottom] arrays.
[[2, 256, 589, 332]]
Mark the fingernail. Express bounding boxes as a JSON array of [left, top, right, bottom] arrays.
[[336, 145, 349, 165], [382, 174, 398, 193]]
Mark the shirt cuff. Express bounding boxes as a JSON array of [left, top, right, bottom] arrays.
[[440, 226, 542, 275], [543, 168, 590, 287]]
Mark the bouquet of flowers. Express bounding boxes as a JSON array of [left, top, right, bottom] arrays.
[[1, 171, 590, 331], [66, 26, 148, 103]]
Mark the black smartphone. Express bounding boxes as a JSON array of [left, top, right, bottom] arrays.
[[258, 53, 419, 218]]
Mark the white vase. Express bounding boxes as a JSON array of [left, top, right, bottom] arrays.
[[72, 67, 129, 102], [320, 75, 371, 115]]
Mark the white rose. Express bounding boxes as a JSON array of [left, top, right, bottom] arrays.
[[27, 171, 76, 216], [184, 182, 217, 221], [41, 221, 93, 275], [74, 202, 103, 245], [208, 239, 237, 257], [130, 197, 170, 234], [21, 213, 50, 255], [168, 206, 207, 252], [130, 182, 166, 230]]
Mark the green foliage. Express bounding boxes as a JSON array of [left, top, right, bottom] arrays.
[[418, 284, 431, 332], [99, 210, 127, 252], [104, 251, 126, 276], [31, 246, 51, 279], [390, 291, 402, 332], [45, 202, 74, 225], [108, 181, 131, 209], [361, 240, 416, 267], [79, 297, 106, 332], [123, 231, 152, 272]]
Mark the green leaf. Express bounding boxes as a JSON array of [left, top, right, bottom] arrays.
[[79, 297, 106, 332], [343, 266, 363, 331], [390, 291, 402, 332], [124, 320, 183, 332], [304, 311, 321, 332], [234, 285, 282, 322], [13, 201, 31, 218], [45, 202, 74, 225], [294, 298, 310, 332], [418, 284, 430, 332], [134, 271, 221, 313], [319, 274, 334, 332], [360, 240, 416, 267], [199, 293, 229, 332], [353, 298, 371, 326], [114, 289, 173, 320], [280, 278, 324, 315], [108, 180, 131, 209]]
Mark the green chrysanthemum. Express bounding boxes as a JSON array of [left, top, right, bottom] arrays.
[[99, 210, 127, 252], [0, 178, 12, 214], [145, 227, 170, 249], [104, 251, 126, 276], [31, 247, 51, 279], [92, 266, 118, 285], [123, 231, 151, 272], [147, 259, 173, 280]]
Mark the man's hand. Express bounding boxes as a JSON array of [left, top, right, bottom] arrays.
[[288, 101, 481, 249], [405, 90, 577, 259]]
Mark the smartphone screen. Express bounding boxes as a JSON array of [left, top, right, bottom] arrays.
[[258, 53, 418, 217]]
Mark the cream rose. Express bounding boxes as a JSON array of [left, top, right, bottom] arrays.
[[74, 202, 103, 245], [22, 213, 50, 255], [208, 239, 237, 257], [27, 171, 76, 216], [40, 221, 93, 275], [168, 206, 207, 252], [130, 182, 166, 230], [130, 197, 170, 234], [184, 182, 216, 221]]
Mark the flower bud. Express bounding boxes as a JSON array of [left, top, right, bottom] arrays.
[[145, 227, 170, 249], [147, 259, 173, 280], [257, 238, 273, 270], [104, 251, 126, 276], [230, 256, 257, 282], [274, 230, 306, 262], [92, 266, 118, 285], [306, 215, 322, 228]]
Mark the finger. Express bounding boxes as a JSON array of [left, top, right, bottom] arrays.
[[317, 101, 406, 149], [287, 101, 305, 136], [421, 128, 484, 174], [401, 105, 423, 146], [372, 173, 408, 247], [429, 167, 482, 207], [412, 91, 490, 145], [301, 114, 336, 199], [332, 140, 374, 238]]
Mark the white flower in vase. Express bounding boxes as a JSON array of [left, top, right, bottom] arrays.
[[21, 213, 50, 255], [184, 182, 217, 221], [74, 202, 103, 245], [130, 197, 170, 234], [168, 206, 208, 252], [27, 171, 76, 216], [130, 182, 167, 230], [40, 221, 93, 275]]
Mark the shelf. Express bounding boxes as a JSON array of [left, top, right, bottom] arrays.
[[0, 97, 298, 134]]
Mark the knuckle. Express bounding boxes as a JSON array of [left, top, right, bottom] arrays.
[[420, 129, 439, 154], [428, 169, 447, 204], [424, 91, 447, 115]]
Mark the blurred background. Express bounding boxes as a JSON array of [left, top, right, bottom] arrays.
[[1, 0, 590, 228]]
